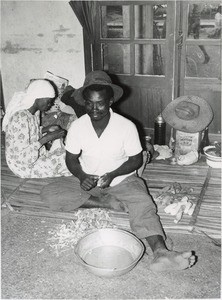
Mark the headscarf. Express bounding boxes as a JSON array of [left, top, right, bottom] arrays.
[[2, 79, 56, 131]]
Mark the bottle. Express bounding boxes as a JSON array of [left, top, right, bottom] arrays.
[[199, 127, 210, 154], [145, 136, 154, 155], [154, 113, 166, 145], [168, 128, 176, 152]]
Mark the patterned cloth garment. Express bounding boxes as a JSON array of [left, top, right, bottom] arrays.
[[5, 109, 72, 178]]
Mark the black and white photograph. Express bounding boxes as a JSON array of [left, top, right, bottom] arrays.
[[1, 1, 221, 299]]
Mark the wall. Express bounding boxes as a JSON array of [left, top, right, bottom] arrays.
[[1, 0, 85, 107]]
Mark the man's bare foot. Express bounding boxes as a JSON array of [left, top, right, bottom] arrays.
[[149, 249, 196, 272]]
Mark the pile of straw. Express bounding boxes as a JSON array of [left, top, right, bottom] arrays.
[[47, 208, 116, 256]]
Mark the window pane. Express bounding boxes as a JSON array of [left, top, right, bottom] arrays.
[[135, 4, 167, 39], [100, 5, 130, 38], [102, 43, 130, 74], [135, 44, 165, 75], [188, 2, 222, 40], [186, 45, 221, 78]]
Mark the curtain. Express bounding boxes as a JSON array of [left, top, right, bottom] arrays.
[[0, 71, 5, 118], [69, 1, 97, 70]]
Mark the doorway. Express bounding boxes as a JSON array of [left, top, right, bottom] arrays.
[[84, 0, 221, 141]]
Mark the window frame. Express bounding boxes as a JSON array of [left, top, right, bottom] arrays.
[[96, 1, 169, 76]]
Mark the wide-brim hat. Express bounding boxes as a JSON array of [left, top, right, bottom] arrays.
[[72, 70, 123, 106], [162, 95, 213, 133]]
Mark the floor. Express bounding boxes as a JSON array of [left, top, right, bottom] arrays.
[[1, 135, 221, 299], [1, 212, 221, 299], [2, 145, 220, 239]]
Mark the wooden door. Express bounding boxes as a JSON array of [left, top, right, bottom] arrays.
[[179, 1, 221, 141], [90, 1, 178, 142], [83, 0, 221, 142]]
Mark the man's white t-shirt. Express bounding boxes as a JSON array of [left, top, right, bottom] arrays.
[[65, 109, 143, 186]]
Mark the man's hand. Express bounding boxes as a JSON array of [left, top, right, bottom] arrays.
[[97, 173, 114, 189], [66, 151, 99, 191], [97, 153, 143, 189], [80, 174, 100, 191]]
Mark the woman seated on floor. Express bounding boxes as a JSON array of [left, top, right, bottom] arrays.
[[2, 79, 73, 178]]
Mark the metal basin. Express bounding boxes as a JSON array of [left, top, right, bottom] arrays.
[[204, 146, 221, 168], [74, 228, 145, 277]]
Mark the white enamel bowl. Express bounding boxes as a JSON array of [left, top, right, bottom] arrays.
[[74, 228, 145, 277], [203, 146, 222, 168]]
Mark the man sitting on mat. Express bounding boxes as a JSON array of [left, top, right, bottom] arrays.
[[41, 71, 196, 272]]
